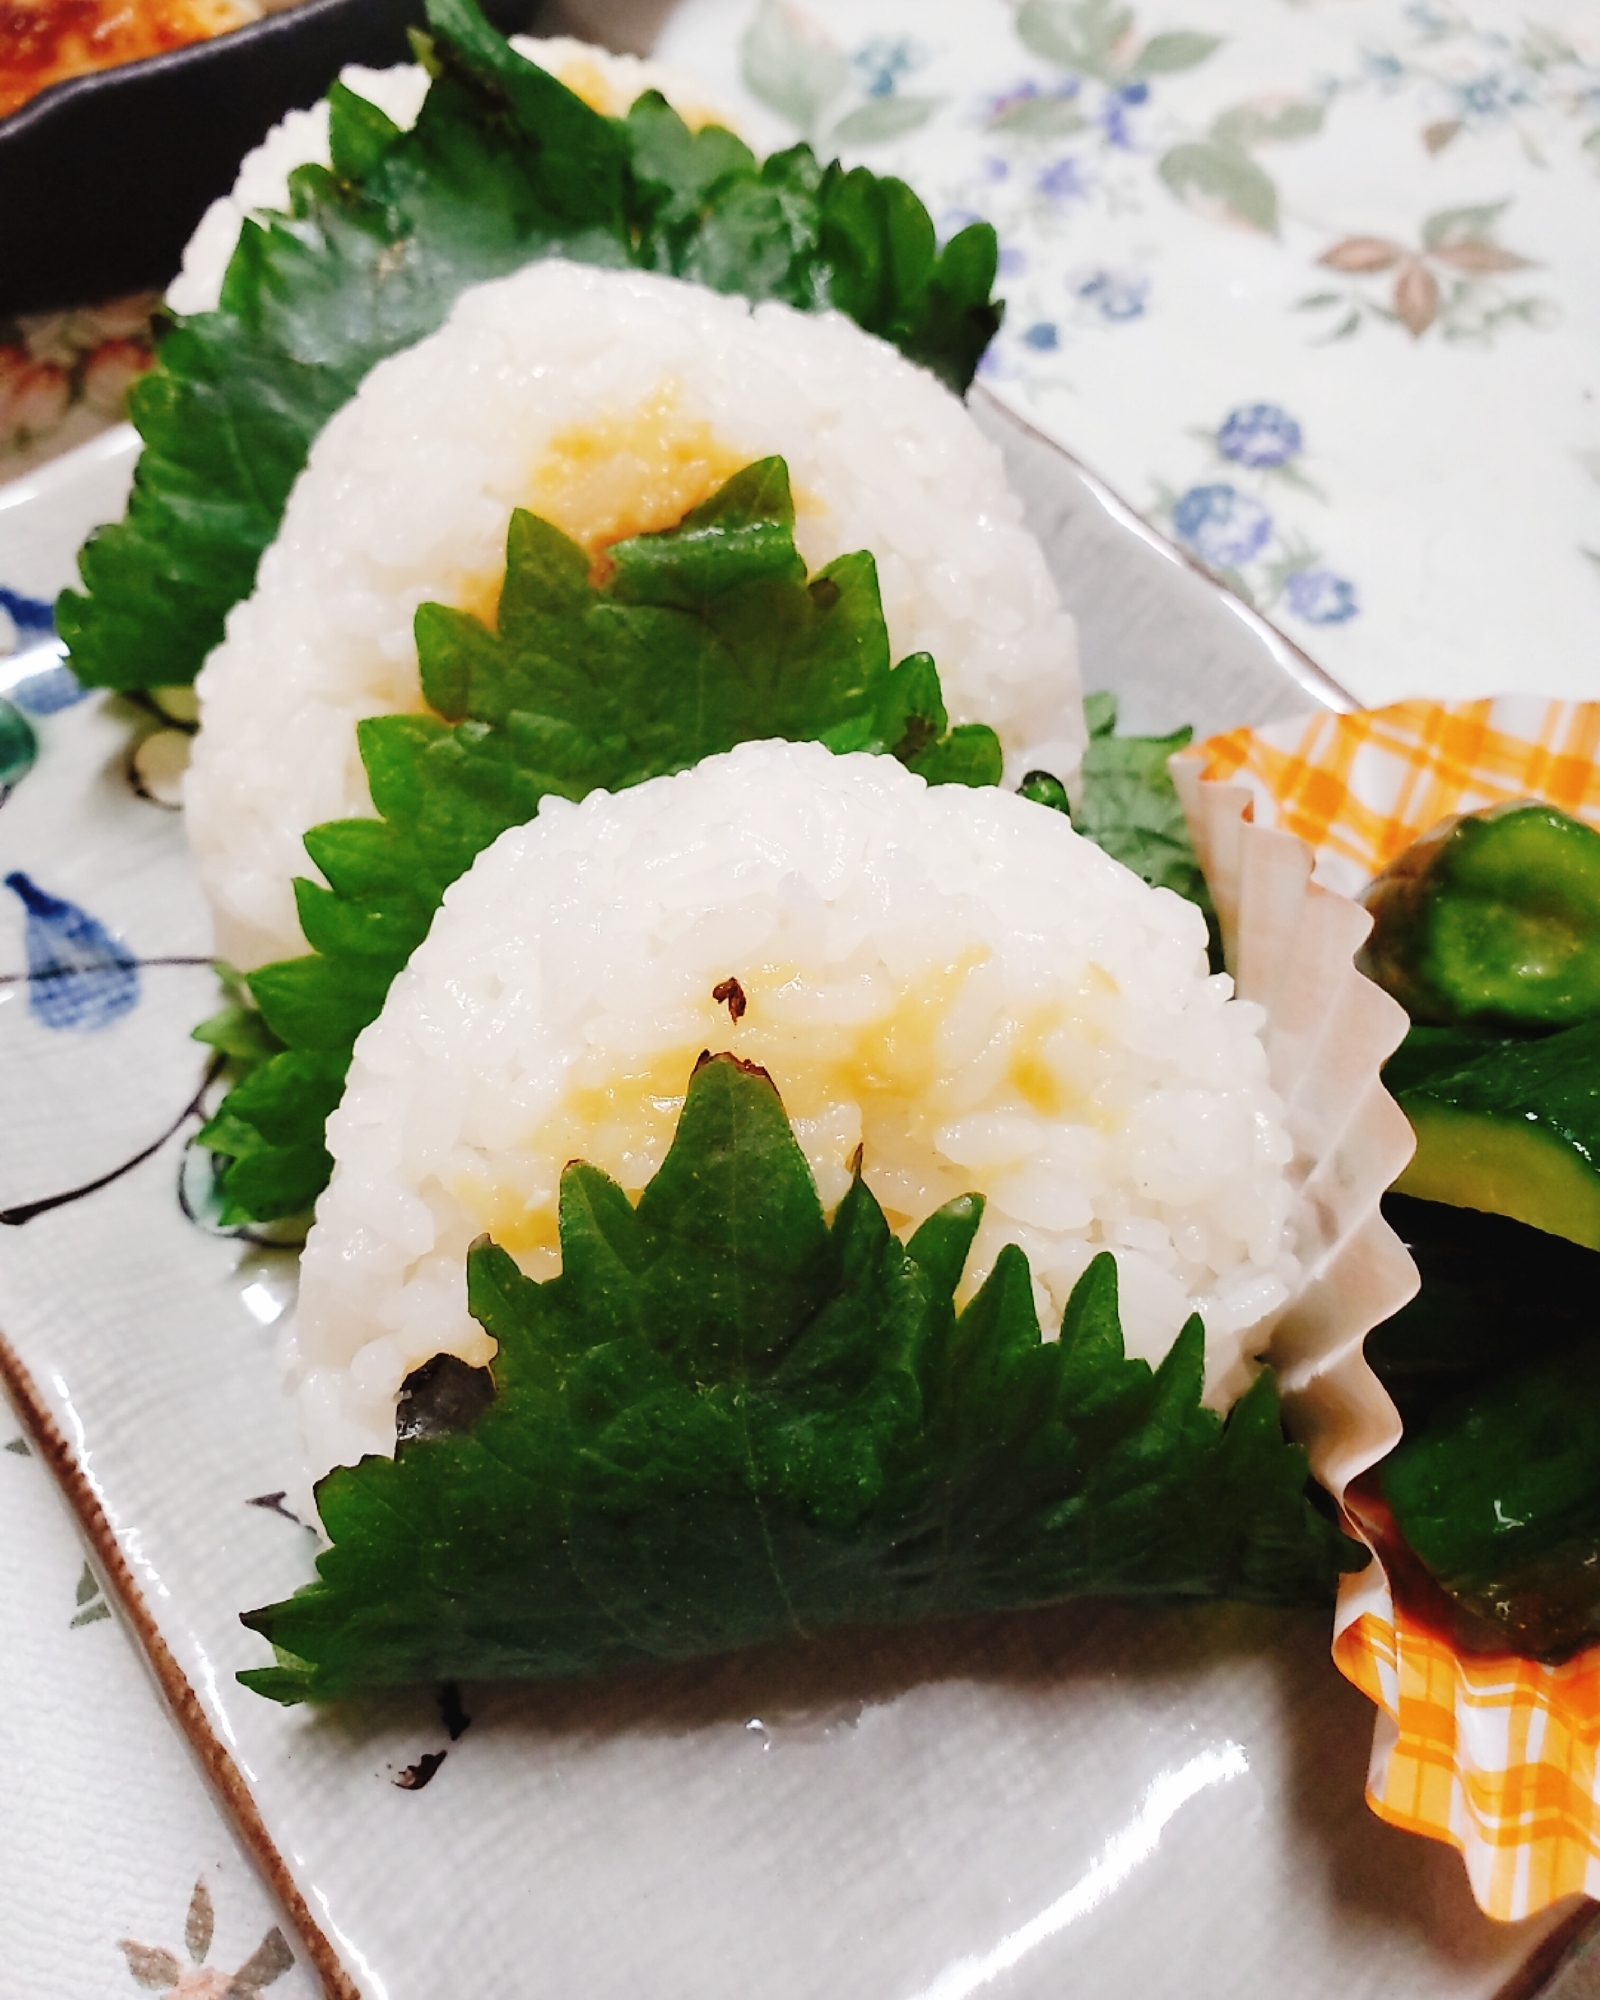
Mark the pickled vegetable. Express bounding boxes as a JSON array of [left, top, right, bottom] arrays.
[[1393, 1020, 1600, 1250], [1367, 1194, 1600, 1424], [1361, 801, 1600, 1029], [1382, 1341, 1600, 1661]]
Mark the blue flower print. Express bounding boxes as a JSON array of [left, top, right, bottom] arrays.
[[853, 37, 917, 99], [1216, 404, 1304, 469], [1453, 72, 1531, 121], [1172, 485, 1273, 567], [1036, 156, 1091, 202], [1285, 568, 1360, 624], [997, 243, 1029, 276], [1022, 321, 1059, 350], [5, 872, 139, 1029], [1074, 269, 1149, 322], [1099, 78, 1150, 148]]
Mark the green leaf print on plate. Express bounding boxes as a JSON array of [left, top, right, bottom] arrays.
[[70, 1559, 110, 1627], [832, 95, 942, 145], [739, 4, 942, 151], [1016, 0, 1218, 86], [1129, 29, 1224, 77], [1158, 139, 1279, 233], [739, 0, 850, 138], [1158, 94, 1326, 235]]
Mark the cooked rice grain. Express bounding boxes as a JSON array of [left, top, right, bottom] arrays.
[[290, 742, 1295, 1478], [185, 260, 1082, 968]]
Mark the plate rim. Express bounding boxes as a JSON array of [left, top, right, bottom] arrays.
[[5, 397, 1558, 2000]]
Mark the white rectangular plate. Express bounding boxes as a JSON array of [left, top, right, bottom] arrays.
[[0, 416, 1576, 2000]]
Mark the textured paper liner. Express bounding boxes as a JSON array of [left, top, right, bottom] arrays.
[[1186, 695, 1600, 1923]]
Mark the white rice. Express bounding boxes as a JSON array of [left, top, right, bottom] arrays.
[[184, 260, 1083, 970], [166, 38, 738, 316], [288, 741, 1298, 1481]]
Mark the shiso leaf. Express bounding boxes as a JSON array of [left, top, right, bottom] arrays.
[[199, 458, 1002, 1225], [1026, 693, 1221, 966], [57, 0, 1002, 696], [239, 1054, 1362, 1701], [1075, 694, 1215, 919]]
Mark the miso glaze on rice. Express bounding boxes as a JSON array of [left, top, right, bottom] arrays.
[[182, 260, 1082, 972], [289, 741, 1299, 1481]]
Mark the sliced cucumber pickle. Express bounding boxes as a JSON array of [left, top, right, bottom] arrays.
[[1362, 800, 1600, 1029], [1368, 1194, 1600, 1422], [1393, 1019, 1600, 1249], [1382, 1341, 1600, 1660]]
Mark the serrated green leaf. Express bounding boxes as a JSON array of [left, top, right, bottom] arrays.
[[59, 0, 1000, 695], [1083, 688, 1118, 739], [326, 77, 402, 181], [1158, 138, 1279, 233], [1078, 720, 1219, 954], [239, 1055, 1361, 1701], [191, 1000, 282, 1067], [1025, 692, 1219, 965], [205, 460, 1002, 1222]]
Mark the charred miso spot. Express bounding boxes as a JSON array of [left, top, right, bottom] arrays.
[[692, 1048, 775, 1084], [712, 976, 747, 1022], [393, 1750, 447, 1790], [894, 715, 938, 761], [395, 1354, 496, 1443]]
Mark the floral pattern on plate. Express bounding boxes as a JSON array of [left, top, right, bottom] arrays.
[[664, 0, 1600, 708], [1151, 401, 1360, 629]]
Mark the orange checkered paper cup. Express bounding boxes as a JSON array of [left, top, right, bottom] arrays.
[[1179, 695, 1600, 1923]]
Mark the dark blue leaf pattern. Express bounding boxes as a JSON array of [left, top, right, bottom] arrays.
[[0, 586, 54, 636], [1, 585, 86, 715], [10, 664, 87, 715], [4, 872, 139, 1029]]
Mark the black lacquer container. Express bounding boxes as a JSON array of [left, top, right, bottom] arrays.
[[0, 0, 534, 316]]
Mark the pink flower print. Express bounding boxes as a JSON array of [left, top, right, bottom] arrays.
[[1314, 203, 1538, 339], [118, 1879, 293, 1997]]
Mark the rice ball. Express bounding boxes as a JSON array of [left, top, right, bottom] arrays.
[[288, 741, 1297, 1480], [184, 260, 1083, 970], [166, 37, 739, 317]]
